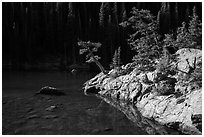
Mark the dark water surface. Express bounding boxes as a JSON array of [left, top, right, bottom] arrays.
[[2, 70, 150, 135], [2, 70, 94, 95]]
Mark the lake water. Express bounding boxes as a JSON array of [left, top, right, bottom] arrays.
[[2, 70, 179, 135]]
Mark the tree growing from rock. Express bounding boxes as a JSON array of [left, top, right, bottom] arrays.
[[159, 6, 202, 79], [175, 6, 202, 50], [110, 46, 122, 69], [78, 41, 107, 74], [188, 6, 202, 49], [159, 2, 171, 34]]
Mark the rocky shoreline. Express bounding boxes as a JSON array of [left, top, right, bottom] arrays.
[[84, 48, 202, 135]]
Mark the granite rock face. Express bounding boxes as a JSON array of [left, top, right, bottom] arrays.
[[175, 48, 202, 74], [84, 48, 202, 135]]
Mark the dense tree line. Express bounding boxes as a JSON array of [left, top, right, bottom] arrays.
[[121, 5, 201, 70], [2, 2, 202, 71]]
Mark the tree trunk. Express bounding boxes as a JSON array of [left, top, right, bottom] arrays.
[[89, 50, 107, 74]]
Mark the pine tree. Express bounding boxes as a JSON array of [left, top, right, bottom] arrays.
[[120, 2, 126, 22], [82, 3, 89, 39], [188, 6, 202, 49], [160, 2, 171, 34], [163, 34, 175, 48], [99, 2, 105, 27], [175, 6, 202, 50], [185, 5, 190, 24], [77, 12, 82, 38], [99, 2, 111, 28], [113, 3, 117, 21], [175, 2, 178, 28], [165, 2, 171, 29], [175, 22, 190, 49], [107, 15, 114, 57], [120, 8, 162, 66], [78, 41, 107, 74], [111, 50, 118, 69], [122, 10, 127, 22], [110, 46, 122, 69], [113, 2, 118, 27], [117, 46, 121, 66], [68, 2, 74, 17], [157, 11, 161, 33], [67, 2, 78, 65], [108, 14, 112, 25]]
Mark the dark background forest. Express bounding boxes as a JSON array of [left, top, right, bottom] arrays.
[[2, 2, 202, 72]]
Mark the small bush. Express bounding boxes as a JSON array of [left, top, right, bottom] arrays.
[[156, 47, 176, 77]]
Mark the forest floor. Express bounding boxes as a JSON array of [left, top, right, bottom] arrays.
[[2, 89, 147, 135]]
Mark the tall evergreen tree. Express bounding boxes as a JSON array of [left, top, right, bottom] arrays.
[[157, 10, 161, 33], [68, 2, 74, 17], [175, 2, 178, 28], [120, 8, 162, 66], [112, 2, 118, 27], [82, 3, 89, 39], [110, 46, 122, 69], [185, 4, 190, 24], [108, 15, 114, 57], [175, 22, 189, 49], [160, 2, 171, 34], [120, 2, 126, 22], [122, 10, 127, 22], [188, 6, 202, 49], [117, 46, 121, 67], [67, 2, 78, 64], [99, 2, 111, 28], [175, 6, 202, 50], [99, 2, 105, 27]]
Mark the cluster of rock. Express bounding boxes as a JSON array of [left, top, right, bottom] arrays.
[[84, 48, 202, 135]]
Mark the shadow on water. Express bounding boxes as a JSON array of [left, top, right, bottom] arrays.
[[2, 70, 147, 134], [2, 70, 95, 96]]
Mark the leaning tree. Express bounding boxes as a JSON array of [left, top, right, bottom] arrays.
[[78, 41, 108, 74]]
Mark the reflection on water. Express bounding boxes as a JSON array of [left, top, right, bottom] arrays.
[[95, 95, 181, 135]]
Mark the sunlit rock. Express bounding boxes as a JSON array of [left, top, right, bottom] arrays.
[[175, 48, 202, 73], [83, 48, 202, 135]]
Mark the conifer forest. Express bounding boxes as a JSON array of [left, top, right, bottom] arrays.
[[2, 2, 202, 72]]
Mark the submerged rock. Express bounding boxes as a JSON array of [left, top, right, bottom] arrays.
[[84, 48, 202, 135], [36, 86, 66, 96], [45, 105, 57, 111], [43, 115, 58, 119], [27, 114, 40, 119]]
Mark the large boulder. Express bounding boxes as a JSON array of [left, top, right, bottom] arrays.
[[174, 48, 202, 95], [136, 89, 202, 134], [175, 48, 202, 74]]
